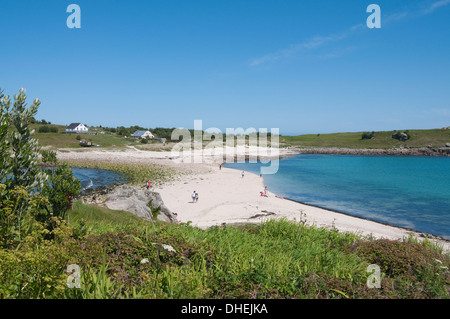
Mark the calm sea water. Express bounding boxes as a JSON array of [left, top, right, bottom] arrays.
[[225, 155, 450, 240], [72, 168, 127, 191]]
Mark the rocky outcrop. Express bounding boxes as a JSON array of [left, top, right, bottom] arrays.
[[104, 185, 177, 223]]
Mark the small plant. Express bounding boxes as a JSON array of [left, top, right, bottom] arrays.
[[147, 199, 161, 219]]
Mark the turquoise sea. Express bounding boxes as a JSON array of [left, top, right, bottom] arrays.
[[225, 155, 450, 240], [72, 168, 127, 191]]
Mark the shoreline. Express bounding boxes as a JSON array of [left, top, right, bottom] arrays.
[[55, 147, 450, 252], [284, 146, 450, 157], [154, 165, 450, 252], [280, 195, 450, 243]]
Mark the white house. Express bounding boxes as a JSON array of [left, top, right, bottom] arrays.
[[131, 130, 154, 139], [65, 123, 89, 133]]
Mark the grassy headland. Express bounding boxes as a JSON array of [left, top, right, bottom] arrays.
[[34, 123, 450, 152], [280, 128, 450, 149]]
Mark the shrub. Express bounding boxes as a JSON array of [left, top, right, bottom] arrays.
[[38, 125, 58, 133], [361, 131, 375, 140], [38, 125, 50, 133], [344, 239, 450, 298], [392, 131, 410, 141]]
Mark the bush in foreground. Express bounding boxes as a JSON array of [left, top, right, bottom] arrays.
[[0, 204, 448, 299]]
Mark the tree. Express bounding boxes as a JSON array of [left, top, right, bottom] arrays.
[[0, 88, 81, 247], [0, 88, 48, 192], [0, 88, 49, 247], [41, 159, 81, 221]]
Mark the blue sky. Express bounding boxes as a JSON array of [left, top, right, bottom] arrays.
[[1, 0, 449, 135]]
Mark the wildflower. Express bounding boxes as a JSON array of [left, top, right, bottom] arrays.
[[140, 258, 150, 264]]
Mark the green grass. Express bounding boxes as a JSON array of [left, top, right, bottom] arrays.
[[31, 124, 138, 149], [32, 123, 450, 151], [68, 201, 148, 233], [67, 161, 180, 186], [280, 129, 450, 149], [1, 201, 449, 299]]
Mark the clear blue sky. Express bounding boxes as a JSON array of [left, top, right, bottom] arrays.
[[1, 0, 449, 135]]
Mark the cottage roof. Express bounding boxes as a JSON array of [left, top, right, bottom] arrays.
[[132, 130, 149, 137], [67, 123, 83, 129]]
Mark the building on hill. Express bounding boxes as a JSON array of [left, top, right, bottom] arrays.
[[131, 130, 154, 139], [65, 123, 95, 134]]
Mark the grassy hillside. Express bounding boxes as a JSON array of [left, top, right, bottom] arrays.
[[280, 129, 450, 149], [32, 123, 450, 150], [1, 201, 448, 299], [31, 124, 139, 149]]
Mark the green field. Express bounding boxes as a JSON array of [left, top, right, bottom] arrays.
[[280, 129, 450, 149], [32, 124, 141, 149]]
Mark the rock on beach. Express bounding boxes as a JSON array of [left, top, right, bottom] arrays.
[[104, 185, 178, 223]]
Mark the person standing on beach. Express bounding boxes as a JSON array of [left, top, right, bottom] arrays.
[[264, 186, 268, 196], [195, 192, 199, 203], [192, 191, 196, 203], [242, 171, 245, 178]]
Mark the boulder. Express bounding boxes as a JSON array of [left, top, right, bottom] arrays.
[[104, 185, 177, 223]]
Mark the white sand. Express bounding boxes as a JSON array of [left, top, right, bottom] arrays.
[[155, 165, 450, 251], [56, 147, 450, 252]]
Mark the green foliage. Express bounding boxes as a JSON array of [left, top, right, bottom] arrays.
[[38, 125, 57, 133], [392, 130, 410, 142], [0, 205, 449, 299], [68, 161, 178, 186], [344, 239, 450, 298], [41, 162, 81, 220], [361, 131, 375, 140], [0, 88, 48, 192], [147, 199, 161, 219], [150, 127, 176, 139], [281, 129, 450, 149], [0, 88, 51, 248], [40, 150, 58, 164], [0, 184, 49, 249], [0, 89, 81, 247]]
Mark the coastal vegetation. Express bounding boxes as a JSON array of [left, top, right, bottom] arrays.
[[280, 129, 450, 149], [68, 161, 180, 187], [33, 121, 449, 151], [1, 203, 449, 299], [1, 88, 449, 299]]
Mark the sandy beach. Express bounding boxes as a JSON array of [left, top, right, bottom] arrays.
[[57, 147, 450, 252]]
